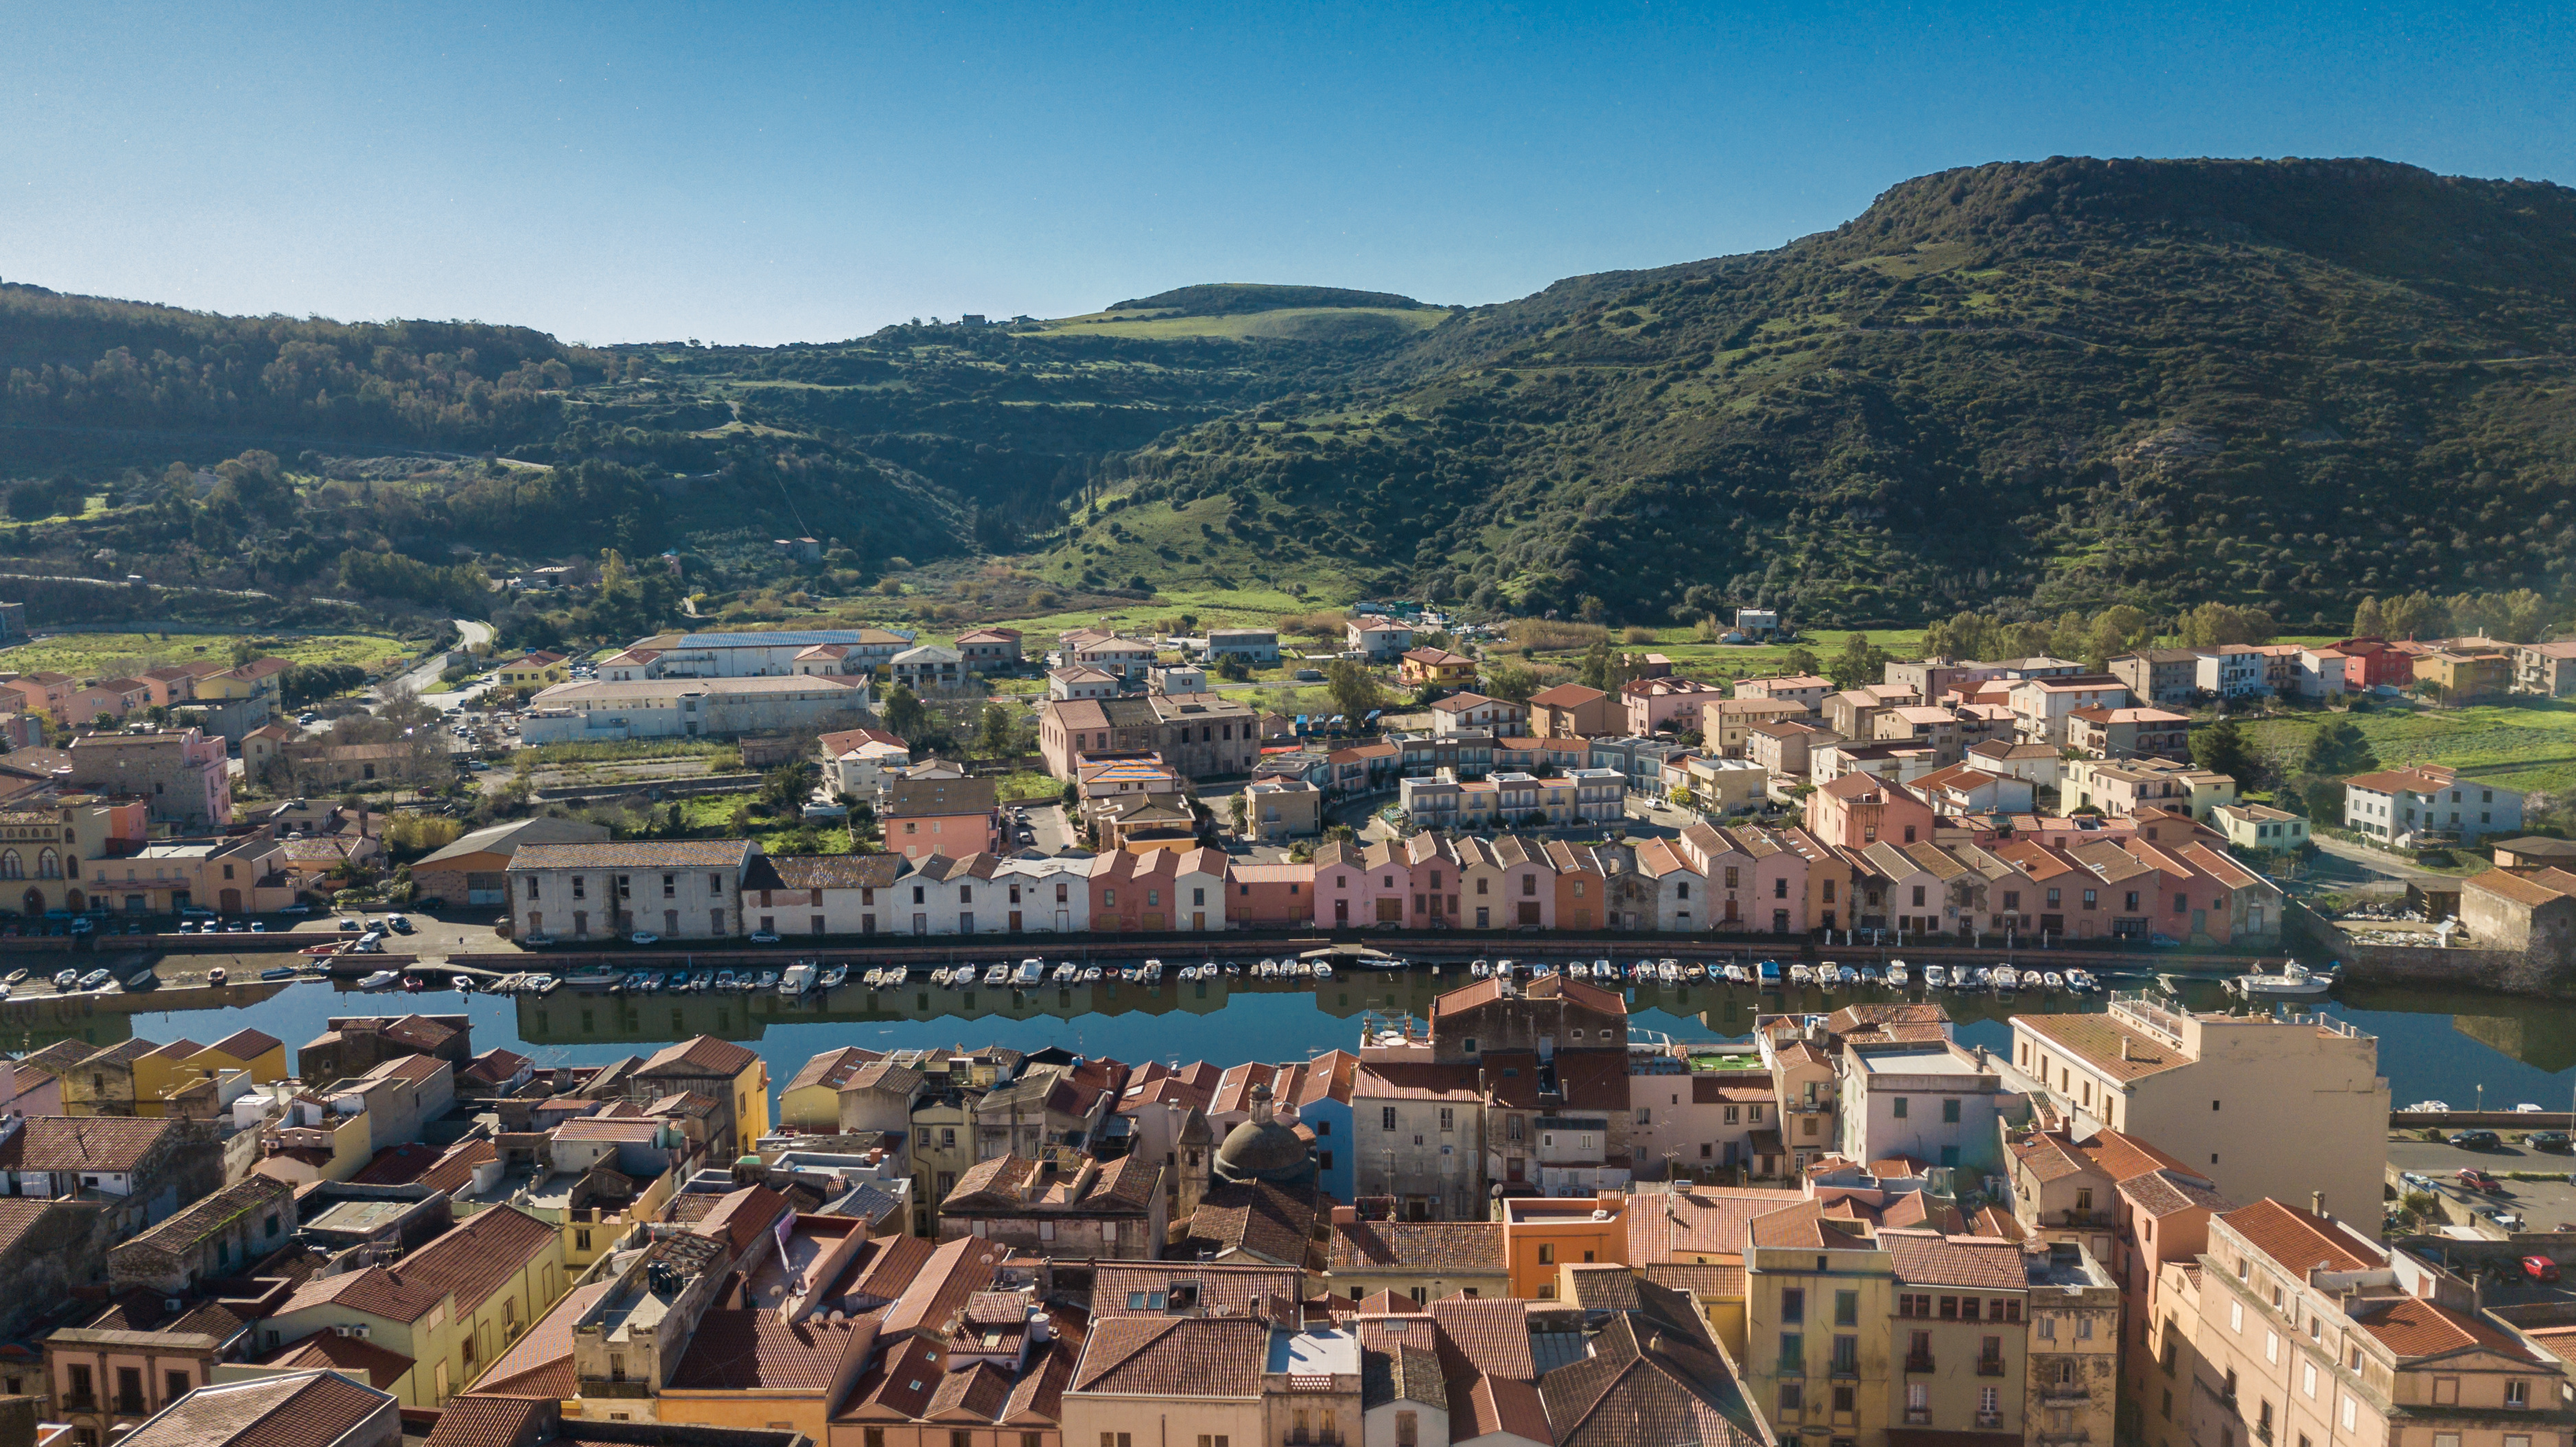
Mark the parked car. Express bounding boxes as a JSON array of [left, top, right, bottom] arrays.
[[384, 914, 413, 934], [749, 930, 781, 945], [2532, 1131, 2573, 1153], [2525, 1255, 2562, 1284], [339, 917, 364, 931], [277, 902, 313, 916], [629, 931, 661, 946], [2494, 1212, 2527, 1231], [2450, 1130, 2504, 1150], [2459, 1168, 2505, 1193], [520, 933, 556, 948]]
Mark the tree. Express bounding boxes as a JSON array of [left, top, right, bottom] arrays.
[[2302, 719, 2378, 778], [2189, 717, 2256, 785], [882, 683, 929, 740], [977, 703, 1016, 758], [1484, 662, 1540, 704], [759, 762, 821, 812], [1782, 647, 1823, 677], [1324, 658, 1383, 728], [1823, 633, 1889, 690], [2352, 597, 2387, 638]]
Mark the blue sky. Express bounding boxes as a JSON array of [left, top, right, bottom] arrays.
[[3, 2, 2569, 345]]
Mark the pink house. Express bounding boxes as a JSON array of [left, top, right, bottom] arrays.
[[1400, 833, 1464, 929], [1621, 676, 1728, 737], [1311, 839, 1410, 929]]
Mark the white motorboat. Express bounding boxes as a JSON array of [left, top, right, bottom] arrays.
[[2232, 960, 2337, 999], [982, 963, 1009, 986], [2041, 971, 2064, 990], [1014, 958, 1045, 986], [1789, 962, 1814, 986], [780, 963, 818, 995], [1886, 962, 1909, 986], [1922, 964, 1947, 988]]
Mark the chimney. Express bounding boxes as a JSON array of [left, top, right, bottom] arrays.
[[2311, 1191, 2326, 1219], [1333, 1205, 1359, 1226], [2119, 1037, 2131, 1061]]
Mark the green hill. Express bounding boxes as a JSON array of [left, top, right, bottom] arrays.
[[1070, 157, 2576, 629], [1104, 283, 1427, 315], [8, 156, 2576, 640]]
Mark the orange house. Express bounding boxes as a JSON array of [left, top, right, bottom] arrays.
[[1545, 839, 1605, 931], [1501, 1192, 1629, 1299], [1228, 860, 1315, 928], [1804, 772, 1938, 849]]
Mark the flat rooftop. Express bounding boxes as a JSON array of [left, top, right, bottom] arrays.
[[1857, 1047, 1984, 1077], [1267, 1328, 1358, 1376], [305, 1199, 414, 1234]]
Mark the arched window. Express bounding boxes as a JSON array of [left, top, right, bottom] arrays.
[[19, 889, 40, 918], [36, 849, 60, 881], [0, 851, 18, 880]]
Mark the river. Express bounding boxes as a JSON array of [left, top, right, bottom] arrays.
[[25, 964, 2576, 1117]]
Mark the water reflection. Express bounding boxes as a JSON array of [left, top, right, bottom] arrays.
[[62, 958, 2576, 1113]]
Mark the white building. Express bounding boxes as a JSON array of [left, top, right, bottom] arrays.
[[2343, 765, 2524, 845], [993, 855, 1099, 933], [1836, 1041, 2009, 1175], [507, 839, 758, 941], [1203, 629, 1280, 666], [519, 675, 875, 744], [818, 727, 912, 800], [889, 643, 968, 692]]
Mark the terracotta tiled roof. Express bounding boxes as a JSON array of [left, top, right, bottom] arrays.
[[1182, 1181, 1321, 1268], [1092, 1264, 1301, 1319], [414, 1137, 497, 1194], [119, 1370, 390, 1447], [422, 1395, 546, 1447], [1457, 1373, 1555, 1446], [1355, 1063, 1482, 1102], [640, 1034, 760, 1078], [1330, 1220, 1505, 1275], [1429, 1296, 1535, 1380], [2120, 1170, 2232, 1218], [1644, 1262, 1747, 1299], [2223, 1199, 2378, 1275], [1624, 1187, 1805, 1262], [1363, 1342, 1449, 1412], [786, 1045, 882, 1093], [2349, 1296, 2538, 1361], [669, 1308, 858, 1390], [0, 1114, 172, 1173], [256, 1330, 415, 1389], [1070, 1315, 1270, 1398], [468, 1279, 615, 1398]]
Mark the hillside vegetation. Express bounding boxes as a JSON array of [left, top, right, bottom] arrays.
[[1081, 157, 2576, 628], [5, 156, 2575, 641]]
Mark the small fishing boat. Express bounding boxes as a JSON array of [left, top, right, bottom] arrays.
[[1921, 963, 1946, 988], [1081, 965, 1101, 982], [358, 969, 401, 991]]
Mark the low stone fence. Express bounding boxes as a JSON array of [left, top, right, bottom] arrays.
[[531, 773, 764, 804]]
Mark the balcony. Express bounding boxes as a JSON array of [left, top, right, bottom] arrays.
[[1978, 1360, 2008, 1377], [115, 1396, 146, 1416], [1906, 1355, 1936, 1374], [1978, 1413, 2004, 1430], [1285, 1433, 1344, 1446], [2256, 1424, 2273, 1446], [1905, 1410, 1932, 1426]]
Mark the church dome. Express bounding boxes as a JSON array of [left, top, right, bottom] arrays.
[[1213, 1081, 1314, 1185]]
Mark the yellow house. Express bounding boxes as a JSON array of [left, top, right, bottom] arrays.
[[779, 1045, 876, 1131], [196, 656, 289, 701], [136, 1027, 290, 1115], [633, 1036, 771, 1159], [497, 651, 572, 690], [241, 1203, 567, 1407]]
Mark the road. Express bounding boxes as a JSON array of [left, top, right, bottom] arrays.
[[2309, 833, 2451, 888], [376, 618, 498, 717]]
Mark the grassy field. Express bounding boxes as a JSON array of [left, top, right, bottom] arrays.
[[0, 629, 410, 678], [2243, 700, 2576, 796]]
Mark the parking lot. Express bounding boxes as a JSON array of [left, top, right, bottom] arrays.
[[2391, 1137, 2576, 1233]]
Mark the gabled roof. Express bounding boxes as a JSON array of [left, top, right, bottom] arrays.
[[638, 1034, 760, 1078], [1329, 1219, 1506, 1275], [1070, 1316, 1269, 1398], [119, 1369, 393, 1447], [2223, 1198, 2378, 1275]]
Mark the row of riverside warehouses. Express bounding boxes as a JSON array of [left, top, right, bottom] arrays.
[[7, 954, 2568, 1447]]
